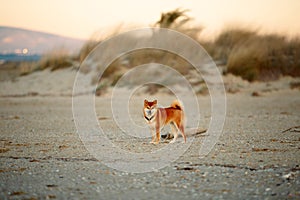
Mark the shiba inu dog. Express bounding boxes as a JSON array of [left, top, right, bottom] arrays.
[[143, 99, 186, 144]]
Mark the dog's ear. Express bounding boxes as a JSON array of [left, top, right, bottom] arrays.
[[144, 99, 148, 104], [153, 100, 157, 104]]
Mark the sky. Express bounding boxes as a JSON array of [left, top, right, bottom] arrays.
[[1, 0, 299, 40]]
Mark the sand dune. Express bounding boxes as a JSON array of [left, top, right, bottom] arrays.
[[0, 67, 299, 97]]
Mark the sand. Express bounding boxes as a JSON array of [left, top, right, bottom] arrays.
[[0, 68, 299, 199]]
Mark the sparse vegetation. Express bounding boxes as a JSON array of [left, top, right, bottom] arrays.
[[155, 8, 202, 40], [19, 61, 38, 76], [95, 81, 108, 96], [206, 28, 258, 62], [37, 48, 74, 71], [213, 28, 300, 81], [78, 24, 127, 63], [84, 9, 300, 84], [3, 48, 76, 76], [8, 8, 300, 87], [78, 39, 99, 63]]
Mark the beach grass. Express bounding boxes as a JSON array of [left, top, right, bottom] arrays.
[[206, 27, 300, 81], [8, 9, 300, 84]]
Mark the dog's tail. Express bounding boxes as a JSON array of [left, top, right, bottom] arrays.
[[170, 100, 184, 110]]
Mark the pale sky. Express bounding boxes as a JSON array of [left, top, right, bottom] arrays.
[[1, 0, 299, 39]]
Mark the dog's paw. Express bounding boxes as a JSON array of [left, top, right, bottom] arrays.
[[169, 139, 176, 144], [150, 141, 160, 144]]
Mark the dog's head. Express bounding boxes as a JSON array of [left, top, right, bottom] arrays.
[[144, 99, 157, 118]]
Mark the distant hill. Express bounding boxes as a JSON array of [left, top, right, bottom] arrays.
[[0, 26, 86, 55]]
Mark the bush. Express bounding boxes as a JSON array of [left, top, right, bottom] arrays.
[[209, 27, 300, 81], [227, 33, 300, 81], [208, 27, 257, 63], [78, 39, 100, 63], [37, 48, 73, 71]]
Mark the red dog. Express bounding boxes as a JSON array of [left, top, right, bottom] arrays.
[[143, 99, 186, 144]]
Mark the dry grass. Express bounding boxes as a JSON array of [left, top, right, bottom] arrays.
[[78, 24, 131, 63], [84, 10, 300, 90], [154, 8, 203, 40], [36, 48, 73, 71], [1, 49, 75, 78], [92, 48, 194, 94], [207, 27, 300, 81], [19, 61, 39, 75], [0, 61, 41, 80], [227, 33, 300, 81], [106, 49, 192, 76], [207, 28, 257, 62], [12, 9, 300, 85], [78, 40, 99, 63]]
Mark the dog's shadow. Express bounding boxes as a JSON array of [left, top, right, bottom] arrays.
[[161, 128, 207, 143]]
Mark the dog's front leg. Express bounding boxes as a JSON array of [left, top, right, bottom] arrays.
[[154, 121, 161, 144], [149, 127, 156, 144]]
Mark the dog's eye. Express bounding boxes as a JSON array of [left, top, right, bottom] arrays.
[[147, 106, 150, 109]]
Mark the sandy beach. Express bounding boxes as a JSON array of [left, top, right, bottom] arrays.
[[0, 68, 299, 199]]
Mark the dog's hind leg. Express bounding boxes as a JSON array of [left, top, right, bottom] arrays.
[[179, 124, 186, 143], [169, 122, 179, 144]]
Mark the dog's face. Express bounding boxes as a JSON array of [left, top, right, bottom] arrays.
[[144, 99, 157, 117]]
